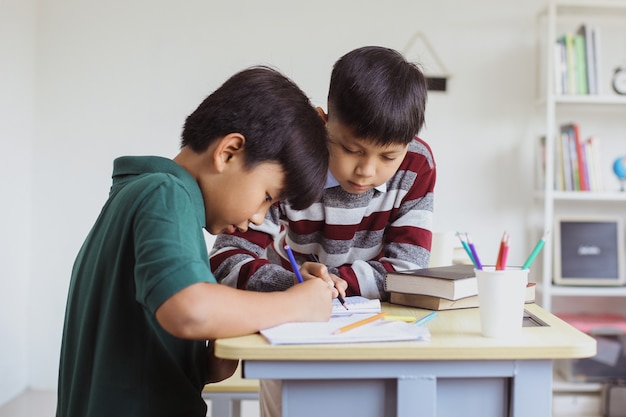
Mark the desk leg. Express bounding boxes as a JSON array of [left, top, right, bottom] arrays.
[[510, 360, 552, 417], [210, 397, 235, 417], [397, 376, 436, 417]]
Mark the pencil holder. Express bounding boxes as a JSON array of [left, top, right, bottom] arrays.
[[476, 267, 529, 339]]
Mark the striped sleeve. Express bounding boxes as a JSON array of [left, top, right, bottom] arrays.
[[209, 204, 296, 291]]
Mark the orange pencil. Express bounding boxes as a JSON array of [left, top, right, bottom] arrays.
[[332, 312, 388, 335], [500, 234, 510, 270], [495, 231, 508, 270]]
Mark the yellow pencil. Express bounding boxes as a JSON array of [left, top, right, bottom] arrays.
[[332, 312, 388, 335], [384, 315, 417, 323]]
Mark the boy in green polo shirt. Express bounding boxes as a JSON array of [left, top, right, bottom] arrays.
[[56, 66, 335, 417]]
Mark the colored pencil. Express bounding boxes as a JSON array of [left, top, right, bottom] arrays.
[[465, 233, 483, 270], [415, 311, 438, 326], [332, 312, 387, 334], [284, 245, 304, 283], [522, 232, 549, 270], [500, 236, 509, 270], [496, 231, 509, 270], [456, 232, 476, 267]]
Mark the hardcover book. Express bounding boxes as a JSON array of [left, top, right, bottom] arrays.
[[384, 264, 477, 300], [389, 283, 536, 311]]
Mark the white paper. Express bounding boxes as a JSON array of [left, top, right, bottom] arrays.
[[332, 296, 381, 316], [260, 314, 431, 345]]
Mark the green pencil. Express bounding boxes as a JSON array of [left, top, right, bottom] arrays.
[[522, 231, 549, 270]]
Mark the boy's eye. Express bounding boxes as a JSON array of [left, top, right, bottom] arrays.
[[265, 193, 273, 203], [342, 146, 359, 154], [382, 155, 397, 162]]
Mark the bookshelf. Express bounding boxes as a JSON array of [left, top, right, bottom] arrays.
[[535, 1, 626, 414], [535, 0, 626, 312]]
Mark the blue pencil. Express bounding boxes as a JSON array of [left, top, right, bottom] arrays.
[[284, 245, 304, 283], [415, 311, 438, 326]]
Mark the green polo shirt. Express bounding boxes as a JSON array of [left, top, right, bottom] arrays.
[[57, 156, 215, 417]]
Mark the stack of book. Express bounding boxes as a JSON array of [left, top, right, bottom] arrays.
[[555, 123, 604, 192], [537, 124, 605, 193], [385, 264, 536, 311], [554, 24, 600, 95]]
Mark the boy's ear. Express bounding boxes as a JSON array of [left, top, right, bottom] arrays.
[[213, 133, 245, 172], [316, 107, 328, 124]]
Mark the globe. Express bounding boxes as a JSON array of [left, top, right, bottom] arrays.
[[614, 156, 626, 191]]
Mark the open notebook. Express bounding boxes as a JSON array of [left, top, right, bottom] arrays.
[[332, 296, 381, 316], [261, 296, 430, 345]]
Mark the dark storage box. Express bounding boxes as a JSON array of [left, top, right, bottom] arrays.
[[556, 334, 626, 382]]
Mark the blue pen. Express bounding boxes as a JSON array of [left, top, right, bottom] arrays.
[[284, 245, 304, 283], [415, 311, 437, 326]]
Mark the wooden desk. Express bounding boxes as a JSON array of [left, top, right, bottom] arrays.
[[215, 303, 595, 417]]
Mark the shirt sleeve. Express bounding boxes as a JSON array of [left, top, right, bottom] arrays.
[[209, 204, 297, 292], [132, 178, 214, 313]]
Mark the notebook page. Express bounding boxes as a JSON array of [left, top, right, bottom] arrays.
[[332, 296, 381, 316]]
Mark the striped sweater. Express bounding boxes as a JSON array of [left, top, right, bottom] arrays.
[[209, 137, 436, 300]]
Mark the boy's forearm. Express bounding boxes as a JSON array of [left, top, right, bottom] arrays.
[[211, 245, 295, 291], [211, 224, 300, 291], [210, 208, 284, 287], [333, 221, 433, 299], [156, 281, 333, 340], [244, 265, 297, 292]]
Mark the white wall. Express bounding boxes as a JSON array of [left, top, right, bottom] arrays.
[[1, 0, 545, 403], [0, 0, 36, 406]]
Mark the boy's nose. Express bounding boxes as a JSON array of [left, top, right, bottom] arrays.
[[249, 212, 265, 226], [355, 158, 376, 177]]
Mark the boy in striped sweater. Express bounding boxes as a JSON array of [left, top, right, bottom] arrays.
[[210, 45, 436, 417], [209, 45, 436, 302]]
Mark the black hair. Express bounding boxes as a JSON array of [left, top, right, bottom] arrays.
[[328, 46, 428, 146], [182, 66, 329, 210]]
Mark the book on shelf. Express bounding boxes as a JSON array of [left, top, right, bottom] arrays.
[[577, 24, 598, 95], [554, 38, 567, 95], [553, 24, 600, 95], [384, 264, 477, 301], [573, 123, 588, 191], [585, 135, 604, 191], [551, 123, 604, 192], [561, 123, 582, 190], [389, 283, 536, 311], [573, 33, 588, 95], [558, 33, 578, 94]]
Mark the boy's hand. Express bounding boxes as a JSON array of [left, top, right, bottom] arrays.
[[205, 340, 239, 383], [300, 261, 348, 299], [285, 278, 334, 322]]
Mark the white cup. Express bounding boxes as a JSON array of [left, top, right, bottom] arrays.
[[476, 267, 529, 339]]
